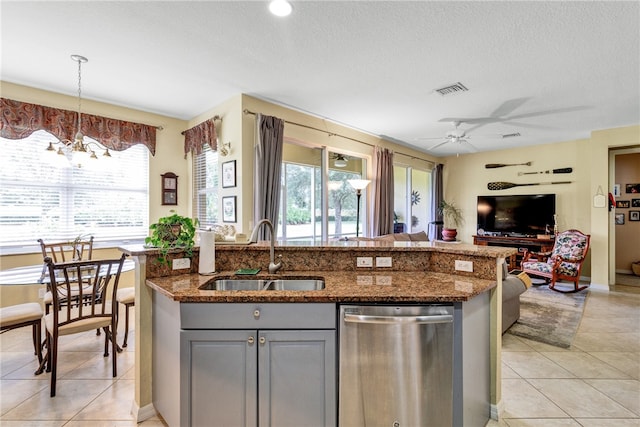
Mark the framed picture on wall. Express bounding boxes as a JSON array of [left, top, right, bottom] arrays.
[[614, 184, 621, 197], [222, 160, 236, 188], [615, 213, 625, 225], [616, 200, 630, 208], [630, 211, 640, 222], [161, 172, 178, 206], [222, 196, 237, 223], [632, 199, 640, 207], [625, 183, 640, 194]]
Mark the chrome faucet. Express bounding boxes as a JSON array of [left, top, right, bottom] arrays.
[[249, 219, 283, 274]]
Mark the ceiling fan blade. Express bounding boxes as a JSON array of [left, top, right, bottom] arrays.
[[427, 140, 450, 151], [462, 140, 478, 152], [488, 98, 531, 118], [506, 105, 589, 121]]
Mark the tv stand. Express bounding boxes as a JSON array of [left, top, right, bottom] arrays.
[[473, 235, 555, 270]]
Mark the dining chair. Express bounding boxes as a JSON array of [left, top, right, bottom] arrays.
[[115, 287, 135, 347], [0, 302, 43, 365], [37, 254, 126, 397], [38, 236, 99, 333]]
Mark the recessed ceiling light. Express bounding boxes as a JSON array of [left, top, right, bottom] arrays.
[[269, 0, 292, 17]]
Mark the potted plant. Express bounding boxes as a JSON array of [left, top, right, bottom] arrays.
[[439, 200, 464, 241], [145, 211, 198, 266]]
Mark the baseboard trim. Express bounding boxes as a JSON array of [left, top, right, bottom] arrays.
[[490, 399, 503, 420], [131, 400, 157, 423]]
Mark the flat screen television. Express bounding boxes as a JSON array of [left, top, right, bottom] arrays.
[[477, 194, 556, 237]]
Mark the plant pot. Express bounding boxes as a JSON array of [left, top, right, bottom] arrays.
[[441, 228, 457, 242], [632, 262, 640, 276]]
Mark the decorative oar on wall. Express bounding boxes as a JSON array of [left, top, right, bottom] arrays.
[[517, 167, 573, 176], [485, 162, 532, 168], [487, 181, 572, 191]]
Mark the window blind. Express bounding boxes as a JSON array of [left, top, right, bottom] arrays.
[[193, 144, 219, 228], [0, 130, 149, 250]]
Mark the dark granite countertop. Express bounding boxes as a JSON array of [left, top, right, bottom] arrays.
[[146, 270, 496, 303]]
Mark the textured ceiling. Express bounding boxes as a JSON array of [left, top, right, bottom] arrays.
[[2, 1, 639, 157]]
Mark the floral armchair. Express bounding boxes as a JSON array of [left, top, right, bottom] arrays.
[[520, 229, 591, 293]]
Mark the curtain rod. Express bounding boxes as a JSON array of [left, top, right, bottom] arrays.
[[243, 108, 433, 166], [180, 115, 222, 135]]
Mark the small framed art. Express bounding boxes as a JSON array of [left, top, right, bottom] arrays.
[[615, 213, 625, 225], [632, 199, 640, 207], [630, 211, 640, 222], [626, 183, 640, 194], [222, 196, 237, 223], [222, 160, 236, 188], [616, 200, 630, 208], [161, 172, 178, 206]]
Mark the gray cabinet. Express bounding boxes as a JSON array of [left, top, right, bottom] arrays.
[[179, 303, 336, 427]]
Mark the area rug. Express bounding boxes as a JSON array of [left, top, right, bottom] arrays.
[[507, 284, 589, 348]]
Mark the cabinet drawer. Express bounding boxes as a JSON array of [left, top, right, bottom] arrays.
[[180, 303, 336, 329]]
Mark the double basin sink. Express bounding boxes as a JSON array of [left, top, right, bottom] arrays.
[[200, 276, 325, 291]]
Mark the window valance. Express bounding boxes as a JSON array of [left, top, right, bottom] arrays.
[[0, 98, 157, 155], [183, 117, 218, 158]]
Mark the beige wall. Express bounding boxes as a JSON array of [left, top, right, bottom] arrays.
[[614, 152, 640, 272], [444, 125, 640, 287]]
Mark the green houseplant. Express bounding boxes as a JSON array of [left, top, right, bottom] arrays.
[[145, 211, 198, 266], [439, 200, 464, 241]]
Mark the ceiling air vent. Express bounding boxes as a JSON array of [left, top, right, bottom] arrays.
[[501, 132, 521, 138], [434, 82, 469, 96]]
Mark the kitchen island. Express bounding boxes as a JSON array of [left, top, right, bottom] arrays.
[[120, 240, 516, 426]]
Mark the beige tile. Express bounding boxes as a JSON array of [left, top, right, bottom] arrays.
[[575, 419, 640, 427], [572, 332, 640, 352], [3, 351, 96, 380], [0, 379, 49, 415], [579, 315, 639, 333], [502, 351, 575, 378], [63, 350, 134, 380], [542, 351, 631, 379], [501, 379, 568, 418], [584, 379, 640, 415], [502, 362, 520, 379], [485, 417, 510, 426], [528, 378, 637, 418], [0, 351, 39, 378], [1, 379, 113, 421], [72, 379, 135, 421], [502, 334, 536, 351], [0, 421, 65, 427], [589, 352, 640, 380], [503, 419, 581, 426]]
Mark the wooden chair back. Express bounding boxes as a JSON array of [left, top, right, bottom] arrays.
[[38, 236, 94, 263]]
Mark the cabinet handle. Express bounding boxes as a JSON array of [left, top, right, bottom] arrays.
[[248, 336, 255, 344], [253, 309, 260, 318], [259, 336, 266, 345]]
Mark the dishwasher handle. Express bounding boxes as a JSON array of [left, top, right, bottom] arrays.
[[344, 313, 453, 325]]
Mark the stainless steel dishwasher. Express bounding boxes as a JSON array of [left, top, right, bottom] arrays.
[[339, 304, 454, 427]]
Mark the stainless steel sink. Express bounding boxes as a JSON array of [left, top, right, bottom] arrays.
[[200, 277, 325, 291]]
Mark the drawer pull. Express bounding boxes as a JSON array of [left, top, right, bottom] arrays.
[[253, 309, 260, 318], [259, 336, 266, 345], [248, 336, 255, 344]]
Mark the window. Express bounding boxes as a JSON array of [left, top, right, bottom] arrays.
[[394, 165, 431, 234], [193, 144, 219, 228], [0, 130, 149, 251], [278, 142, 367, 241]]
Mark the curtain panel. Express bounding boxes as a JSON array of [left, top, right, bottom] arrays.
[[253, 113, 284, 240], [0, 98, 156, 154], [429, 163, 444, 241], [372, 146, 394, 236], [183, 117, 218, 158]]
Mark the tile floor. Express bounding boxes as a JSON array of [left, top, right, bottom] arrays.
[[1, 282, 638, 427], [489, 281, 640, 427]]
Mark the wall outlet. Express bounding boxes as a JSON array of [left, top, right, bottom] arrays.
[[356, 257, 373, 267], [172, 258, 191, 270], [455, 260, 473, 272], [376, 257, 392, 267]]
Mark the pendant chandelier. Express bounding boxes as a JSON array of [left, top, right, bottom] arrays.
[[46, 54, 111, 168]]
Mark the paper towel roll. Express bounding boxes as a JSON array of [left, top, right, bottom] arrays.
[[198, 230, 216, 274]]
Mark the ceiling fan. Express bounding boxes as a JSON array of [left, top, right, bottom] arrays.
[[331, 153, 349, 167], [419, 121, 479, 153]]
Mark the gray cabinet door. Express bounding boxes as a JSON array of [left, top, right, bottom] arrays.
[[181, 329, 258, 427], [258, 330, 336, 427]]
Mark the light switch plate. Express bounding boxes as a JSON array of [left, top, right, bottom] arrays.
[[376, 257, 392, 267], [356, 257, 373, 267], [455, 260, 473, 272], [173, 258, 191, 270]]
